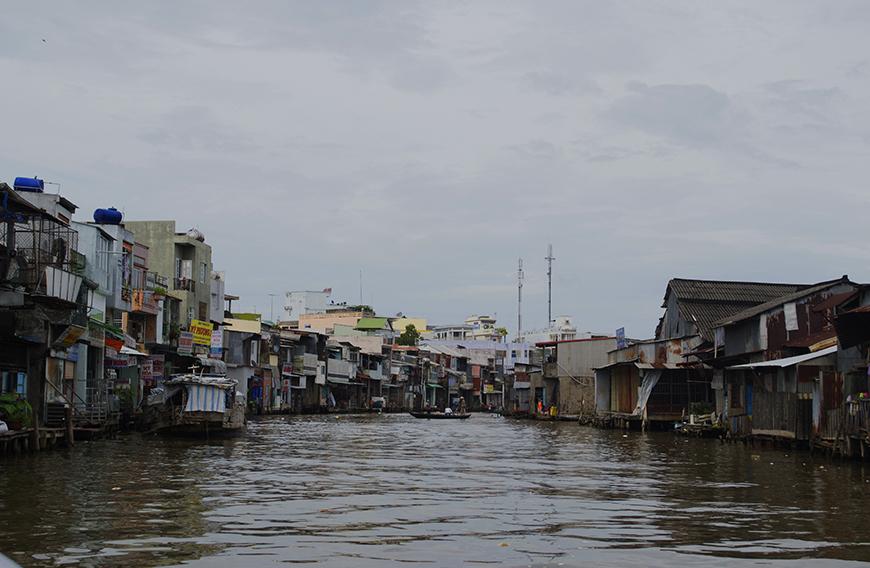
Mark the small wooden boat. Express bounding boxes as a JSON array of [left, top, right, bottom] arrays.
[[409, 411, 471, 420]]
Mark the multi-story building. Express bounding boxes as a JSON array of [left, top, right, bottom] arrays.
[[71, 221, 116, 415], [428, 324, 473, 341], [465, 314, 500, 341], [429, 315, 502, 342], [210, 271, 226, 325], [283, 288, 332, 321], [298, 309, 370, 334], [1, 181, 90, 434], [521, 315, 578, 344], [125, 221, 212, 329]]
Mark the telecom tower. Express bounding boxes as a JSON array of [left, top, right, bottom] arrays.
[[517, 258, 524, 341], [546, 244, 555, 325]]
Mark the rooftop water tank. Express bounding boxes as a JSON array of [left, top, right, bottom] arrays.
[[93, 207, 123, 225], [186, 228, 205, 242], [13, 177, 44, 192]]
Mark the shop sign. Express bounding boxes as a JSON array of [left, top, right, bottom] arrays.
[[178, 332, 194, 355], [209, 329, 223, 357], [190, 319, 213, 346], [150, 355, 165, 381]]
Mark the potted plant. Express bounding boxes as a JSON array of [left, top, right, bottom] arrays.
[[0, 393, 33, 431]]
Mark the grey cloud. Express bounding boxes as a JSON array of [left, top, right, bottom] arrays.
[[606, 83, 736, 147], [521, 71, 601, 96], [2, 1, 870, 336]]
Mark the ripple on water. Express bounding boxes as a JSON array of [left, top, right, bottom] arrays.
[[2, 415, 870, 567]]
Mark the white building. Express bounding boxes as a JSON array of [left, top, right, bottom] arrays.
[[210, 271, 225, 324], [465, 314, 501, 341], [428, 315, 502, 342], [283, 288, 332, 321], [521, 315, 578, 344]]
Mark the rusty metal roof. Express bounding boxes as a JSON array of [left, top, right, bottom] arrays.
[[661, 278, 809, 341], [664, 278, 808, 306], [715, 277, 855, 328]]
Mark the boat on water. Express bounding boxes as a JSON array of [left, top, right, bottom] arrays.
[[409, 411, 471, 420], [143, 364, 245, 435]]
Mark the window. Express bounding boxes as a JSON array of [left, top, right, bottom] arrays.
[[200, 262, 207, 283], [199, 302, 207, 321], [175, 258, 182, 279], [96, 236, 109, 272]]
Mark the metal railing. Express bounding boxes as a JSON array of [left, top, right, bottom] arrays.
[[173, 277, 195, 292], [0, 215, 79, 292], [43, 379, 118, 427]]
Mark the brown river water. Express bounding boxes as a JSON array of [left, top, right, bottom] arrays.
[[1, 414, 870, 567]]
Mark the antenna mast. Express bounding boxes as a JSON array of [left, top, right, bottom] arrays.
[[546, 244, 555, 326], [517, 258, 524, 341]]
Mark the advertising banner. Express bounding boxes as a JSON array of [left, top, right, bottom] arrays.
[[190, 319, 214, 346], [178, 332, 194, 355], [210, 329, 223, 357]]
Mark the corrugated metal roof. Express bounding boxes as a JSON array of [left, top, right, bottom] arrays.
[[662, 278, 810, 341], [716, 278, 853, 328], [665, 278, 807, 306], [728, 345, 837, 369]]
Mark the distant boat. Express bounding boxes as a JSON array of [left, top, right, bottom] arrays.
[[144, 369, 245, 435], [409, 411, 471, 420]]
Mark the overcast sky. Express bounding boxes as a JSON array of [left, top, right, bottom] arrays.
[[2, 2, 869, 337]]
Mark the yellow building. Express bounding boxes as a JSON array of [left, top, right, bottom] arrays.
[[298, 310, 367, 334], [392, 317, 427, 334]]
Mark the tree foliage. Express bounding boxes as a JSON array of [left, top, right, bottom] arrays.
[[397, 323, 421, 346]]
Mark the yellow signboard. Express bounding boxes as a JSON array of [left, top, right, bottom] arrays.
[[483, 384, 495, 394], [190, 319, 214, 346]]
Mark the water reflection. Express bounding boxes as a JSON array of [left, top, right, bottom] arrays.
[[1, 415, 869, 567]]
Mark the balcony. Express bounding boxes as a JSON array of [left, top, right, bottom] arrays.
[[292, 353, 319, 376], [132, 289, 161, 315], [143, 271, 168, 291], [327, 359, 353, 379], [173, 277, 195, 292], [1, 214, 80, 299]]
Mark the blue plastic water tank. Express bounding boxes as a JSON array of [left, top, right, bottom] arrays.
[[13, 177, 44, 192], [93, 207, 123, 224]]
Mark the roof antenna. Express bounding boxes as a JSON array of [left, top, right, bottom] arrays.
[[546, 244, 555, 326], [517, 258, 524, 341]]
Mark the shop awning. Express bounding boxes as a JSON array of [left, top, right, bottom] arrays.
[[120, 346, 148, 357], [727, 345, 837, 369], [327, 377, 351, 385]]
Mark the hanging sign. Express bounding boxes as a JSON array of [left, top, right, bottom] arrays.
[[178, 332, 194, 355], [190, 319, 214, 346]]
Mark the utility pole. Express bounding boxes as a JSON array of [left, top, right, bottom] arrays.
[[268, 293, 277, 322], [517, 258, 524, 341], [546, 244, 555, 326], [359, 269, 363, 305]]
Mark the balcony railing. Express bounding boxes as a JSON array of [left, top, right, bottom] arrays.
[[1, 215, 80, 296], [132, 289, 161, 315], [144, 271, 168, 291], [173, 277, 195, 292]]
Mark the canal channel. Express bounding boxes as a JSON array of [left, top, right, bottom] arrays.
[[1, 415, 869, 567]]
